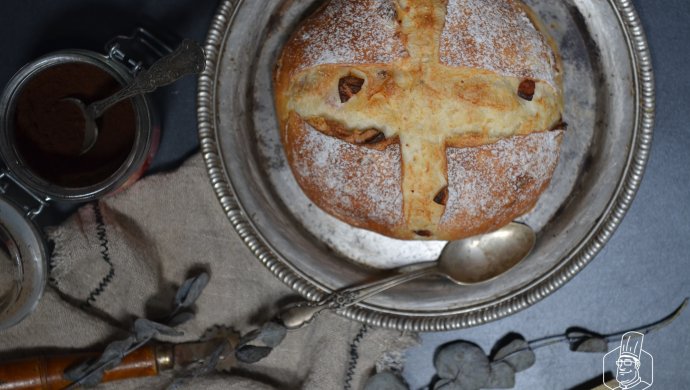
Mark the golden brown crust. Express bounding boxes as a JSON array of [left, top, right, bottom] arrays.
[[439, 0, 559, 86], [274, 0, 564, 240], [437, 130, 563, 240], [285, 113, 405, 236]]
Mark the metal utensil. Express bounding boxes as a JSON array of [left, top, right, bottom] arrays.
[[280, 222, 536, 329], [64, 39, 205, 154]]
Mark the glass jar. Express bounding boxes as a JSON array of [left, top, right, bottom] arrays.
[[0, 27, 170, 330]]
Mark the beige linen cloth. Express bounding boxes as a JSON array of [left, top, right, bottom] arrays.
[[0, 154, 417, 389]]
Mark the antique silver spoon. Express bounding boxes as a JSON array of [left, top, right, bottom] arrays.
[[280, 222, 536, 329], [64, 39, 205, 154]]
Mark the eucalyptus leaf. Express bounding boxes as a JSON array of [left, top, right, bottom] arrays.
[[238, 321, 287, 353], [492, 337, 535, 372], [64, 336, 137, 387], [99, 336, 138, 368], [64, 360, 95, 382], [487, 361, 516, 389], [566, 328, 609, 353], [174, 272, 210, 309], [168, 311, 195, 327], [134, 318, 184, 341], [572, 336, 608, 353], [434, 341, 490, 390], [364, 371, 409, 390], [250, 321, 287, 348], [236, 345, 273, 363]]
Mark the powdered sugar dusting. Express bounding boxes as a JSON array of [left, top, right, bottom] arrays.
[[294, 123, 403, 227], [293, 0, 407, 71], [440, 0, 557, 86], [440, 131, 561, 230]]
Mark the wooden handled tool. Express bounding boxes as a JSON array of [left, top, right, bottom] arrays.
[[0, 346, 165, 390], [0, 328, 238, 390]]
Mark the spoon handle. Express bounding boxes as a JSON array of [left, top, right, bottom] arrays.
[[87, 39, 205, 118], [280, 264, 437, 330]]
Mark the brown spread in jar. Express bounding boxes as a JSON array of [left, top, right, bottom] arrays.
[[13, 62, 136, 188]]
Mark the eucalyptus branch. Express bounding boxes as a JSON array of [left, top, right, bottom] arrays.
[[402, 298, 689, 390], [62, 272, 210, 389], [496, 298, 688, 365]]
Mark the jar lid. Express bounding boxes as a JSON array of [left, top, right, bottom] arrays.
[[0, 192, 46, 330]]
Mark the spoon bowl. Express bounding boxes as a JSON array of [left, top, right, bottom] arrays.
[[438, 222, 535, 284], [61, 97, 98, 153]]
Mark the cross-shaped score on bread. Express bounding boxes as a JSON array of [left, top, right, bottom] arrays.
[[281, 0, 562, 237], [275, 0, 565, 239]]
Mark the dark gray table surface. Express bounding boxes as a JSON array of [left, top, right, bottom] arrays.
[[1, 1, 687, 389]]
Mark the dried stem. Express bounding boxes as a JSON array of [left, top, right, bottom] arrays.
[[603, 297, 688, 341], [494, 298, 688, 364], [530, 298, 687, 350]]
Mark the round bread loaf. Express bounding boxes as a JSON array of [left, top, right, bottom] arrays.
[[274, 0, 565, 240]]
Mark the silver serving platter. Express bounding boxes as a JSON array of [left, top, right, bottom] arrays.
[[198, 0, 654, 331]]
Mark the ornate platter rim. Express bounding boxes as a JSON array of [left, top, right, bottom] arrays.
[[197, 0, 655, 331]]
